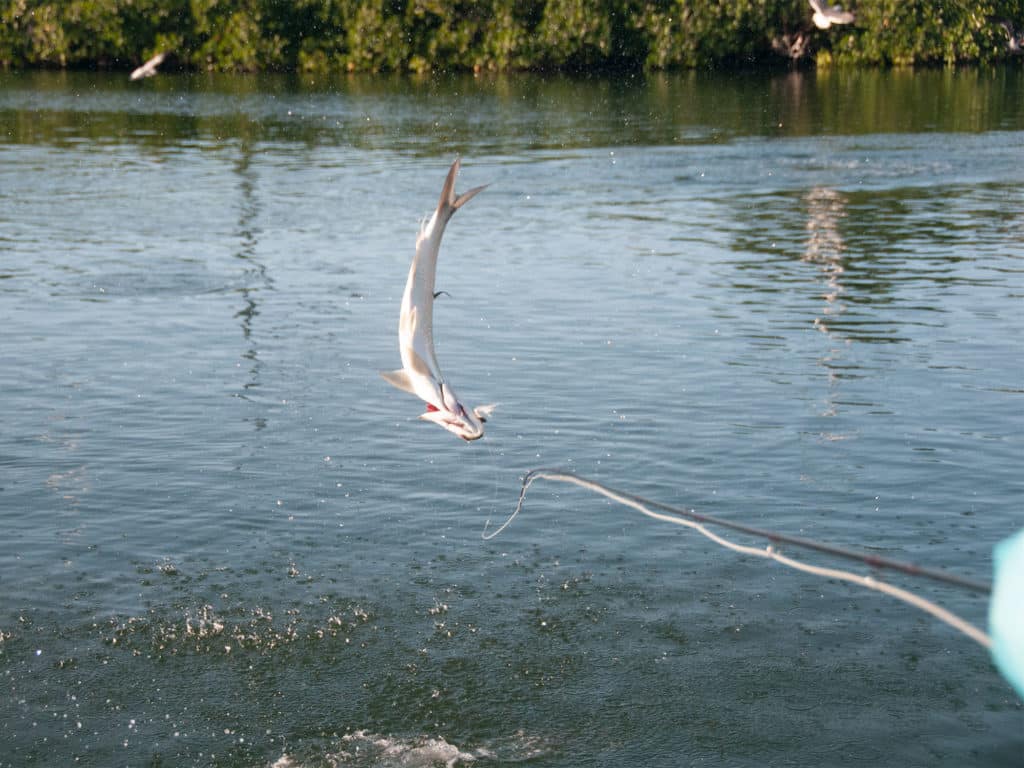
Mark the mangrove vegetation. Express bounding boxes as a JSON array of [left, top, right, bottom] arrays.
[[1, 0, 1023, 73]]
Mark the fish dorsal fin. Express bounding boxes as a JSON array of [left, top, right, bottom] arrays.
[[381, 369, 417, 394]]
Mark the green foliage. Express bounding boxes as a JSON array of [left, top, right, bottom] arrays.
[[824, 0, 1001, 65], [1, 0, 1022, 72], [0, 0, 192, 68], [638, 0, 794, 68], [191, 0, 289, 72]]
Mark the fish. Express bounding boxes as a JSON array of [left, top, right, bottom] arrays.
[[130, 52, 166, 81], [381, 158, 497, 441], [808, 0, 854, 29]]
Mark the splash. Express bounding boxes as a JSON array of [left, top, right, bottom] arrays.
[[270, 729, 548, 767], [101, 601, 376, 656]]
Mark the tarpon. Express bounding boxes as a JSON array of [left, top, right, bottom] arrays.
[[381, 158, 496, 441]]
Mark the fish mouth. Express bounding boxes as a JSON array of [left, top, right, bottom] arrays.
[[443, 420, 484, 441], [422, 403, 484, 441]]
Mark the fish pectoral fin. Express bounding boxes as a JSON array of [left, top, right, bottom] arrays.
[[473, 403, 498, 422], [418, 409, 449, 425], [380, 368, 417, 395]]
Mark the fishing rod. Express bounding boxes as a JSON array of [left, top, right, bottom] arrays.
[[487, 468, 991, 595]]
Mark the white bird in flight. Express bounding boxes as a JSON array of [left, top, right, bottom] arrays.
[[809, 0, 855, 29], [130, 52, 166, 81]]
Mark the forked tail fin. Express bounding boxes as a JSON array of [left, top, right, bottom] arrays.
[[437, 157, 488, 218]]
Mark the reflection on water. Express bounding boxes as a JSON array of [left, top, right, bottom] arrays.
[[0, 69, 1022, 767], [803, 186, 847, 320], [232, 140, 272, 414], [2, 67, 1024, 152], [803, 186, 850, 418], [727, 175, 1023, 345]]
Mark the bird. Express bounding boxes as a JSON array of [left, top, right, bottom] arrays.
[[999, 21, 1024, 54], [771, 32, 810, 60], [130, 52, 166, 81], [808, 0, 855, 29]]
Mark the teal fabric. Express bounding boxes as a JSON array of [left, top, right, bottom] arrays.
[[990, 529, 1024, 699]]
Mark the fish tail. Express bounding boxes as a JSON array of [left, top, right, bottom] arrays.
[[437, 157, 488, 219]]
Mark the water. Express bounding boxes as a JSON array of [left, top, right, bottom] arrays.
[[1, 67, 1022, 766]]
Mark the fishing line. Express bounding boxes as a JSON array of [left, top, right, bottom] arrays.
[[483, 468, 992, 649], [479, 437, 502, 526]]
